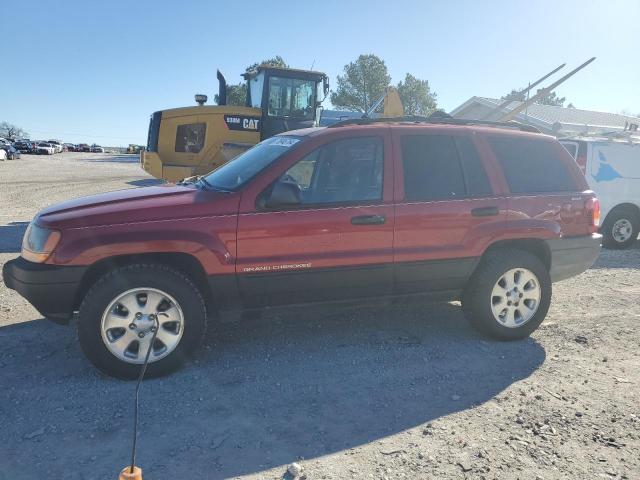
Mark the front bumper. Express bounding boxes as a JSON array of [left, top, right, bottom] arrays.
[[546, 233, 602, 282], [2, 257, 87, 324]]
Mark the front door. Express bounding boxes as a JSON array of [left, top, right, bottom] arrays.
[[236, 132, 394, 307]]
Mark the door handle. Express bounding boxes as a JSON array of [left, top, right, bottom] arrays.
[[351, 215, 386, 225], [471, 206, 499, 217]]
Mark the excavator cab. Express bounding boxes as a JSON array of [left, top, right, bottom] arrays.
[[141, 66, 329, 182], [238, 66, 329, 139]]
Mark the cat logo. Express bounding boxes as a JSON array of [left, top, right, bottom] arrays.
[[224, 115, 261, 132], [243, 118, 259, 130]]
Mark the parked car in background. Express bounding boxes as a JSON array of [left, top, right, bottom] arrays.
[[36, 142, 55, 155], [14, 141, 34, 153], [560, 135, 640, 249], [1, 144, 21, 159], [0, 148, 6, 161], [90, 145, 105, 153], [77, 143, 91, 152], [2, 119, 602, 378], [63, 143, 75, 152], [47, 140, 63, 153]]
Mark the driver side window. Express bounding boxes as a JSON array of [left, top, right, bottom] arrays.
[[280, 136, 383, 205]]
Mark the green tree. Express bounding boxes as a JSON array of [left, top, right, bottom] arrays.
[[536, 90, 566, 107], [501, 88, 568, 107], [216, 56, 289, 106], [396, 73, 437, 116], [245, 55, 288, 73], [222, 84, 248, 106], [0, 121, 28, 140], [502, 89, 526, 102], [331, 54, 391, 112]]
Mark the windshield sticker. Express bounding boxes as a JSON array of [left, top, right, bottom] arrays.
[[270, 137, 300, 147]]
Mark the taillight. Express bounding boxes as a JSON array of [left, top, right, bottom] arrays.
[[586, 197, 600, 233]]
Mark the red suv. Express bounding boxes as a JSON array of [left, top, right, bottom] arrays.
[[3, 119, 602, 378]]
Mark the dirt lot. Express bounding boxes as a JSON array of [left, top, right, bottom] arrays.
[[0, 153, 639, 480]]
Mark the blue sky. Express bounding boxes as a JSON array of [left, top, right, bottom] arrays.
[[2, 0, 639, 146]]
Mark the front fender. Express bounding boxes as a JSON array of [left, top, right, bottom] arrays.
[[48, 216, 237, 275]]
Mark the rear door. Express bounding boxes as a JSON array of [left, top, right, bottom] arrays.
[[392, 128, 507, 294], [236, 129, 395, 307]]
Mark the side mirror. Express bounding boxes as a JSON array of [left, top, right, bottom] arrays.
[[264, 181, 301, 209]]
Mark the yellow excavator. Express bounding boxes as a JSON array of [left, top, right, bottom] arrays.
[[141, 65, 405, 182], [142, 66, 330, 182]]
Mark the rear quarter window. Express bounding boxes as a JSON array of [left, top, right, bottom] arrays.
[[487, 136, 578, 193]]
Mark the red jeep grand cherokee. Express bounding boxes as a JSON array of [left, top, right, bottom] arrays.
[[3, 119, 602, 378]]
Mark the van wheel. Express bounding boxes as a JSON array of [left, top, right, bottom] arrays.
[[462, 249, 551, 340], [77, 264, 207, 379], [602, 207, 639, 249]]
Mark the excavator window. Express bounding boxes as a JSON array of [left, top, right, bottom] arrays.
[[267, 77, 315, 120], [248, 73, 265, 109], [175, 123, 206, 153]]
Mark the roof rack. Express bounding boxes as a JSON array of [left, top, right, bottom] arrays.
[[326, 115, 541, 133]]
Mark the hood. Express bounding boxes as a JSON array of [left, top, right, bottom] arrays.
[[36, 184, 239, 230]]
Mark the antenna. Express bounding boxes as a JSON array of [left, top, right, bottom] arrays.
[[498, 57, 596, 122], [481, 63, 566, 120]]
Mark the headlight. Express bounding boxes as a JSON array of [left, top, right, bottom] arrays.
[[21, 222, 61, 263]]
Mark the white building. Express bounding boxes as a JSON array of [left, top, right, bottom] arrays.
[[451, 97, 640, 137]]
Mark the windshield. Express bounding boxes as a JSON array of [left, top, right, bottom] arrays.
[[202, 136, 303, 191], [267, 77, 316, 119]]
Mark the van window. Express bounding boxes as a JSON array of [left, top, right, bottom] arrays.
[[560, 142, 578, 159], [487, 136, 576, 193], [401, 135, 466, 201], [175, 123, 206, 153], [280, 137, 383, 204]]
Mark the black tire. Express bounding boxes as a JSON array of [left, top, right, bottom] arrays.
[[462, 248, 551, 340], [601, 207, 639, 250], [77, 264, 207, 379]]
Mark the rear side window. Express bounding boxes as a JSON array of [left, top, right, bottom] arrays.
[[401, 135, 492, 201], [455, 136, 493, 196], [487, 136, 577, 193]]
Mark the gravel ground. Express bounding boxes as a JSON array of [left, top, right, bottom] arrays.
[[0, 153, 639, 480]]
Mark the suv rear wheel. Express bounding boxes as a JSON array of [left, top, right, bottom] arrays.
[[462, 249, 551, 340], [77, 264, 207, 379], [602, 207, 639, 249]]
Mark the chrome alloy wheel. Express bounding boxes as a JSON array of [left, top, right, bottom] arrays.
[[490, 268, 541, 328], [612, 218, 633, 243], [100, 288, 184, 364]]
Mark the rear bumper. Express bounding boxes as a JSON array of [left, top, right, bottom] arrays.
[[546, 233, 602, 282], [2, 257, 87, 324]]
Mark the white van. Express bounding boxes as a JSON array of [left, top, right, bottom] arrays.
[[560, 136, 640, 249]]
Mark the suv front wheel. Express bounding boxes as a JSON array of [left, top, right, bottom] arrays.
[[77, 264, 207, 379], [462, 249, 551, 340]]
